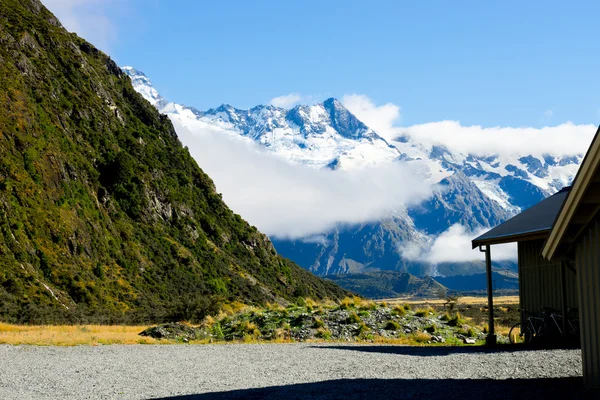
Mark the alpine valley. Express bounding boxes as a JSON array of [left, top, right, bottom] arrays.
[[123, 67, 582, 296]]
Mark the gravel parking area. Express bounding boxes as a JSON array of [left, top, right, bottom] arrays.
[[0, 344, 589, 399]]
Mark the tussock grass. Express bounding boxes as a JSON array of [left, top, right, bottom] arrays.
[[0, 323, 159, 346], [347, 312, 362, 324], [392, 305, 406, 316], [414, 306, 434, 317], [413, 332, 432, 343]]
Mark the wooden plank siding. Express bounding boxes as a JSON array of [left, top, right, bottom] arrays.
[[575, 216, 600, 388], [517, 239, 578, 322]]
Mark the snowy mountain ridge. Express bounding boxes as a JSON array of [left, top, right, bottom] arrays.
[[122, 66, 582, 277]]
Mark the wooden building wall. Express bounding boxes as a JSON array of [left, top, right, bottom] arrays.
[[575, 217, 600, 388], [517, 239, 578, 319]]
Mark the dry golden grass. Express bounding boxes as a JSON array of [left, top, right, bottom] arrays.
[[380, 295, 519, 306], [0, 323, 164, 346]]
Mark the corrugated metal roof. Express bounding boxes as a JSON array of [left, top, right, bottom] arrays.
[[472, 186, 571, 248]]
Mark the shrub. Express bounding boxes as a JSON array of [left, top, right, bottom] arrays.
[[414, 307, 433, 317], [339, 297, 353, 310], [440, 312, 452, 321], [392, 305, 406, 317], [347, 312, 361, 324], [316, 327, 332, 339], [358, 300, 377, 311], [380, 301, 388, 308], [313, 317, 325, 328], [385, 320, 401, 330], [413, 332, 431, 343], [211, 323, 224, 340], [357, 322, 370, 334], [403, 304, 412, 311], [447, 312, 466, 327], [466, 327, 476, 337], [424, 324, 436, 333], [482, 324, 489, 334]]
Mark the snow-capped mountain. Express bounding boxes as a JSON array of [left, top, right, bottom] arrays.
[[122, 66, 582, 277]]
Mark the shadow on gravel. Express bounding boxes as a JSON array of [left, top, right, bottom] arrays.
[[310, 344, 580, 356], [153, 377, 595, 400]]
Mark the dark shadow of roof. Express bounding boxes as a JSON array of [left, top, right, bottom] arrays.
[[152, 377, 594, 400], [472, 186, 570, 247]]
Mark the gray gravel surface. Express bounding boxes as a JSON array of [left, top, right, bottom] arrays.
[[0, 344, 590, 399]]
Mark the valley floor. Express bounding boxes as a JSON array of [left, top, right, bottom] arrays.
[[0, 344, 590, 399]]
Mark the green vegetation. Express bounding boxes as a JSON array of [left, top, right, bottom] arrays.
[[447, 312, 467, 327], [384, 320, 401, 330], [138, 299, 488, 344], [0, 0, 347, 324]]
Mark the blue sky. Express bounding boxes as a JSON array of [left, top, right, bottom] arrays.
[[45, 0, 600, 127]]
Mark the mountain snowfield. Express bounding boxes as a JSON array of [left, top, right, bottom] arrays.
[[122, 66, 583, 278]]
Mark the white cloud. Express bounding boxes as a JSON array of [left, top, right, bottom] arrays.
[[270, 93, 302, 108], [170, 117, 434, 239], [399, 224, 517, 263], [339, 95, 594, 158], [342, 94, 401, 142], [42, 0, 119, 51], [400, 120, 596, 157]]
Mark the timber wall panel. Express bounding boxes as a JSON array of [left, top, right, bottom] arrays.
[[576, 217, 600, 388]]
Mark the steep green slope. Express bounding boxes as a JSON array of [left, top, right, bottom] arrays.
[[0, 0, 347, 323], [325, 271, 447, 299]]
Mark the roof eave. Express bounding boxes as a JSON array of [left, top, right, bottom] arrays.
[[472, 230, 550, 249], [542, 124, 600, 260]]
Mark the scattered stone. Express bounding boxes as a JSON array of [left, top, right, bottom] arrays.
[[464, 337, 476, 344], [431, 335, 445, 343]]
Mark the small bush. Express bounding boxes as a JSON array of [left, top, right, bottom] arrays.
[[415, 307, 433, 317], [466, 327, 476, 337], [392, 305, 406, 316], [357, 322, 370, 334], [316, 327, 332, 339], [339, 297, 353, 310], [413, 332, 431, 343], [211, 322, 224, 340], [358, 300, 377, 311], [385, 320, 401, 330], [380, 301, 388, 308], [424, 324, 436, 333], [347, 312, 361, 324], [403, 304, 412, 311], [440, 312, 452, 322], [482, 324, 489, 334], [313, 317, 325, 328], [392, 305, 406, 317], [447, 312, 466, 327]]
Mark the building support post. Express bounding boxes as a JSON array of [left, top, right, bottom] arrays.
[[484, 245, 496, 345], [560, 261, 568, 335]]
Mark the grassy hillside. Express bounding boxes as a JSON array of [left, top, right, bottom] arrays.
[[0, 0, 347, 324], [325, 271, 447, 299]]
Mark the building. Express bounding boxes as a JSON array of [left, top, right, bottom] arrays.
[[471, 187, 578, 344], [473, 125, 600, 388], [542, 126, 600, 388]]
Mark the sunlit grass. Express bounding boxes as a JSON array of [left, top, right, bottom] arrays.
[[0, 323, 163, 346]]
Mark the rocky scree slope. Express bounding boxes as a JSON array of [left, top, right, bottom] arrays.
[[0, 0, 347, 324]]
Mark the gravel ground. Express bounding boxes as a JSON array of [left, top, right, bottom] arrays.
[[0, 344, 591, 400]]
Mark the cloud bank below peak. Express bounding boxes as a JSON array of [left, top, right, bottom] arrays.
[[171, 118, 435, 239]]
